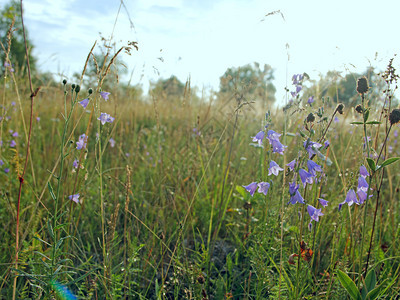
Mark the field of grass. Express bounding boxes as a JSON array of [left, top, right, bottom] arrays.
[[1, 18, 400, 300]]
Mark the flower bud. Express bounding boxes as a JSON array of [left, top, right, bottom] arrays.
[[62, 79, 67, 85], [75, 85, 80, 93], [88, 88, 93, 94]]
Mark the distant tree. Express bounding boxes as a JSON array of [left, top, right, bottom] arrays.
[[219, 62, 276, 107], [0, 0, 37, 75], [150, 75, 185, 101], [305, 67, 387, 106]]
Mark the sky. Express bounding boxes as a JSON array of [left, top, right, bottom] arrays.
[[2, 0, 400, 105]]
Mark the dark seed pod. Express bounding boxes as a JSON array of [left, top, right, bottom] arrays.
[[356, 76, 369, 94], [355, 104, 363, 114], [62, 79, 67, 85], [306, 113, 315, 123], [389, 108, 400, 125], [75, 85, 80, 93], [336, 103, 345, 114]]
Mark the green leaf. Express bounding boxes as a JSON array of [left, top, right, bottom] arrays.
[[362, 269, 377, 297], [365, 280, 388, 300], [366, 158, 376, 172], [47, 220, 55, 240], [337, 270, 362, 300], [364, 109, 370, 122], [48, 182, 56, 201], [236, 185, 247, 198], [350, 122, 364, 125], [376, 157, 400, 171], [365, 121, 381, 125]]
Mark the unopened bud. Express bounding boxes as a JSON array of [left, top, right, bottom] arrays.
[[306, 113, 315, 123]]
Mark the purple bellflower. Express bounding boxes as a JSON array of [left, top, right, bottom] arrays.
[[303, 140, 322, 158], [307, 204, 324, 222], [109, 138, 116, 147], [257, 181, 270, 195], [79, 98, 89, 108], [288, 182, 305, 205], [98, 113, 115, 125], [100, 91, 110, 101], [252, 131, 265, 146], [307, 160, 322, 176], [299, 169, 314, 187], [287, 159, 296, 171], [69, 194, 80, 204], [268, 160, 284, 176], [339, 189, 358, 211], [318, 198, 329, 207], [308, 96, 314, 106], [359, 165, 369, 178], [243, 182, 258, 197], [76, 134, 87, 150]]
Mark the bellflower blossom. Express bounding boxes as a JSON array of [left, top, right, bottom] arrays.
[[307, 205, 324, 222], [100, 91, 110, 101], [69, 194, 80, 204], [339, 189, 358, 211], [79, 98, 89, 108], [288, 182, 305, 204], [359, 165, 369, 178], [109, 138, 116, 147], [303, 140, 322, 158], [73, 159, 79, 169], [308, 96, 314, 106], [287, 159, 296, 171], [299, 169, 314, 187], [243, 182, 258, 196], [252, 131, 265, 146], [318, 198, 329, 207], [76, 134, 87, 150], [10, 140, 16, 147], [98, 113, 115, 125], [307, 160, 322, 176], [268, 160, 284, 176], [266, 130, 287, 155], [257, 181, 270, 195]]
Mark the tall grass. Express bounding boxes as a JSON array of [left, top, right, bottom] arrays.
[[1, 5, 400, 300]]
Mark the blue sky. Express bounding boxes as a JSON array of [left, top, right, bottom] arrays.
[[2, 0, 400, 105]]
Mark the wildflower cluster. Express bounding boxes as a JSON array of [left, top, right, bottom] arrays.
[[339, 165, 371, 211]]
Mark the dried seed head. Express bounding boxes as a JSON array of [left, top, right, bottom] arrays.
[[243, 201, 252, 210], [355, 104, 363, 114], [306, 113, 315, 123], [356, 76, 369, 94], [389, 108, 400, 125], [336, 103, 345, 114]]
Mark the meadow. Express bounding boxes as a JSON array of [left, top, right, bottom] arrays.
[[1, 11, 400, 300]]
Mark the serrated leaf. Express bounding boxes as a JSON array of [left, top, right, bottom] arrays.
[[366, 158, 376, 172], [376, 157, 400, 171], [337, 270, 362, 300]]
